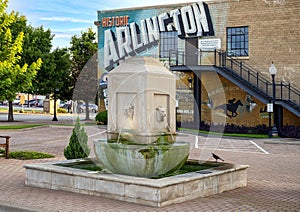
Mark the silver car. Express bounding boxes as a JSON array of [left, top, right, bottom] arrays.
[[79, 103, 98, 113]]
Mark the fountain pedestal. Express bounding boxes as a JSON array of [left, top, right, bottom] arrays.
[[107, 57, 176, 144]]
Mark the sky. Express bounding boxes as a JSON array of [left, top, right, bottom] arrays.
[[7, 0, 198, 49]]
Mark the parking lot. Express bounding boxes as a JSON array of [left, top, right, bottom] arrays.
[[0, 119, 299, 211]]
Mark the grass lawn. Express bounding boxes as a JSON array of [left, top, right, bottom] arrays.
[[0, 124, 46, 130], [0, 149, 55, 160], [0, 107, 43, 114]]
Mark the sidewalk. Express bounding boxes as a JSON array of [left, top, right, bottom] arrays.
[[0, 121, 299, 211]]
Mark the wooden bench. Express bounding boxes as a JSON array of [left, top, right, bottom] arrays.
[[0, 136, 11, 159]]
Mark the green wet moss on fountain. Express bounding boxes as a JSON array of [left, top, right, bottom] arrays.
[[56, 159, 221, 179], [94, 138, 190, 178]]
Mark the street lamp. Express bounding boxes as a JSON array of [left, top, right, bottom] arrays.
[[52, 88, 59, 121], [269, 62, 278, 137], [188, 76, 193, 89]]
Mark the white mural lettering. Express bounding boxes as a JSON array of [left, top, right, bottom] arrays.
[[103, 1, 213, 70]]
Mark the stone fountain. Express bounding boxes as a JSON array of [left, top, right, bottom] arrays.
[[24, 56, 249, 207], [93, 56, 190, 178]]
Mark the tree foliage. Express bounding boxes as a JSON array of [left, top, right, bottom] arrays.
[[69, 28, 98, 85], [69, 28, 98, 119], [5, 8, 72, 101], [22, 25, 54, 95], [0, 0, 42, 121], [51, 48, 72, 100], [8, 14, 55, 95]]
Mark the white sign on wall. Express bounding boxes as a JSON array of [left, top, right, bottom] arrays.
[[267, 103, 273, 113], [199, 38, 221, 51]]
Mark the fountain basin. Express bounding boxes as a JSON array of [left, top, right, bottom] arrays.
[[24, 159, 249, 207], [93, 140, 190, 178]]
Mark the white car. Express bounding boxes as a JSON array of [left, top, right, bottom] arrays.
[[12, 99, 20, 105], [79, 104, 98, 113]]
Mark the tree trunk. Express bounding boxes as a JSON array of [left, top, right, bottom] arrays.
[[8, 101, 14, 122], [85, 100, 90, 120]]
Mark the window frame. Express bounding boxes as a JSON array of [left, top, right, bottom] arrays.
[[159, 31, 178, 58], [226, 26, 249, 57]]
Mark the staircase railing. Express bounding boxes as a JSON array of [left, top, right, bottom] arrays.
[[215, 50, 300, 106], [169, 49, 300, 109]]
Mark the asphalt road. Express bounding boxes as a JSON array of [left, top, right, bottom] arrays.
[[0, 106, 96, 123]]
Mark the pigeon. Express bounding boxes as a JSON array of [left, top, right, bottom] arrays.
[[212, 153, 224, 162]]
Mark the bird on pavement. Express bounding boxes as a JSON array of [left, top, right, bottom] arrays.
[[212, 153, 224, 162]]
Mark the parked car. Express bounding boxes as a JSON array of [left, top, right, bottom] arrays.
[[37, 99, 44, 107], [28, 99, 38, 107], [59, 101, 67, 108], [0, 100, 8, 105], [79, 103, 98, 113], [12, 98, 20, 105]]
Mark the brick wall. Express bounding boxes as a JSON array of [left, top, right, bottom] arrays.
[[208, 0, 300, 86]]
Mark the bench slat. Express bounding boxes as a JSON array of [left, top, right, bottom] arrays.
[[0, 136, 10, 159]]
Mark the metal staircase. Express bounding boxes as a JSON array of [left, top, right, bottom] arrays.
[[169, 50, 300, 117]]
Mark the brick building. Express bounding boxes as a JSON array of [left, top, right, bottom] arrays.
[[95, 0, 300, 132]]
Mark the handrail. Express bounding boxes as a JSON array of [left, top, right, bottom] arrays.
[[169, 49, 300, 108], [215, 50, 300, 106]]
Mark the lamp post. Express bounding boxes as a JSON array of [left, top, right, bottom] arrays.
[[269, 62, 278, 137], [52, 88, 59, 121], [188, 76, 193, 89]]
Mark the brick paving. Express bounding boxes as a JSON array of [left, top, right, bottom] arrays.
[[0, 122, 299, 211]]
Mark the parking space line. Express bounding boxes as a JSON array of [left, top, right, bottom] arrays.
[[88, 131, 107, 138], [248, 140, 270, 154]]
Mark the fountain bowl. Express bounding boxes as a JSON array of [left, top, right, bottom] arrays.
[[93, 140, 190, 178]]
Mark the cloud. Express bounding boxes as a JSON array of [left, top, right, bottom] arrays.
[[97, 0, 199, 9], [52, 27, 89, 33], [40, 17, 92, 24], [53, 33, 75, 39]]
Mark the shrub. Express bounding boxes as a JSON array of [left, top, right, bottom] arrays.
[[180, 121, 300, 138], [280, 125, 300, 138], [57, 108, 67, 113], [95, 110, 108, 125], [64, 118, 90, 159]]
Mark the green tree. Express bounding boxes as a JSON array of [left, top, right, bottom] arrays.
[[21, 25, 54, 96], [8, 13, 72, 103], [0, 0, 42, 121], [42, 48, 71, 120], [64, 117, 90, 159], [69, 28, 97, 85], [69, 28, 98, 120], [51, 48, 72, 101], [3, 11, 53, 96]]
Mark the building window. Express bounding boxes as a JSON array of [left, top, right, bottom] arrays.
[[159, 31, 178, 58], [226, 26, 248, 57]]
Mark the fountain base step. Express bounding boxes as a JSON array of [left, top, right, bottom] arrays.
[[24, 159, 249, 207]]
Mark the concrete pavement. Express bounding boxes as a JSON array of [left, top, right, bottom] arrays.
[[0, 119, 299, 211]]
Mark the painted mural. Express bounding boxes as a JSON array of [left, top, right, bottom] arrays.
[[96, 1, 300, 128], [214, 98, 244, 118], [97, 2, 214, 71]]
